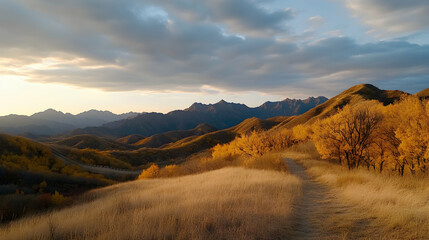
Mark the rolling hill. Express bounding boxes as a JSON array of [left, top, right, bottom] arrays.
[[67, 97, 328, 138], [53, 135, 136, 151], [132, 123, 217, 148], [53, 124, 217, 151], [0, 134, 112, 223], [51, 116, 288, 168], [116, 134, 146, 145]]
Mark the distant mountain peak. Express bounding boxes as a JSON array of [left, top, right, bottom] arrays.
[[44, 108, 59, 112], [82, 109, 110, 113], [1, 108, 142, 136], [31, 108, 66, 118], [40, 108, 63, 114], [185, 102, 207, 112]]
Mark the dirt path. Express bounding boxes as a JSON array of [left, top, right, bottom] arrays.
[[285, 158, 356, 240]]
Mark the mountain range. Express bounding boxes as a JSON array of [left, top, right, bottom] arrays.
[[0, 109, 138, 136], [68, 96, 328, 138]]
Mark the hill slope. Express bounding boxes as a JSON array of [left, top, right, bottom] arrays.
[[54, 135, 136, 151], [133, 123, 217, 148], [55, 116, 286, 167], [416, 88, 429, 99], [116, 134, 146, 145], [273, 84, 407, 130], [0, 168, 301, 240]]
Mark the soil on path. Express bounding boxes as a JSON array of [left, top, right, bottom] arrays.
[[285, 158, 371, 240]]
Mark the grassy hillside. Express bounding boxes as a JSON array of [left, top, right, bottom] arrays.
[[54, 117, 286, 168], [54, 134, 135, 151], [116, 134, 146, 144], [0, 168, 302, 240], [53, 146, 135, 170], [164, 117, 286, 149], [0, 134, 111, 223], [133, 123, 217, 148], [416, 88, 429, 98], [273, 84, 406, 130]]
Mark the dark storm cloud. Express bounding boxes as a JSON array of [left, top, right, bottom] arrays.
[[1, 0, 428, 96]]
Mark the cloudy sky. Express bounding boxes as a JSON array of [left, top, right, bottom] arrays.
[[1, 0, 428, 115]]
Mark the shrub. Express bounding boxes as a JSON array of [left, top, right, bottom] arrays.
[[138, 164, 160, 179]]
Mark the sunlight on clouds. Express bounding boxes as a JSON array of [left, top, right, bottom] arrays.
[[0, 77, 290, 116], [345, 0, 429, 38]]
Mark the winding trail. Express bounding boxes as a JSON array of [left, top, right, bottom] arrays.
[[285, 158, 355, 240]]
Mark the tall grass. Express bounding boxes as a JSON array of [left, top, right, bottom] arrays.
[[285, 142, 429, 239], [142, 130, 294, 179], [0, 167, 302, 240]]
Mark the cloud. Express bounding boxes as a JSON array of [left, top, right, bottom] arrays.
[[308, 16, 325, 29], [0, 0, 428, 97], [152, 0, 293, 36], [345, 0, 429, 37]]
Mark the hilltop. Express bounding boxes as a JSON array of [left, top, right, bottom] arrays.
[[273, 84, 407, 130]]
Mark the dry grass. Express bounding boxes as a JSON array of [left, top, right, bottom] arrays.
[[284, 143, 429, 239], [0, 167, 302, 240], [147, 151, 289, 179]]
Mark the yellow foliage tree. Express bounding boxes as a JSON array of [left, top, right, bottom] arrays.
[[292, 124, 313, 141], [313, 102, 383, 169], [212, 130, 295, 160], [389, 96, 429, 175], [138, 164, 160, 179]]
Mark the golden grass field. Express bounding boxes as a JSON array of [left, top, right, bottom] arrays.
[[284, 143, 429, 240], [0, 167, 302, 240]]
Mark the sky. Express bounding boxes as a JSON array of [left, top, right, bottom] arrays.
[[1, 0, 428, 115]]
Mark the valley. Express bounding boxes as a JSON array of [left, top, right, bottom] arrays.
[[1, 84, 429, 239]]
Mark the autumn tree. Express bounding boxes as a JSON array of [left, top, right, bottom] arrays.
[[313, 102, 383, 169], [389, 96, 429, 175], [212, 130, 296, 159], [292, 124, 313, 142], [138, 164, 160, 179], [371, 103, 403, 174]]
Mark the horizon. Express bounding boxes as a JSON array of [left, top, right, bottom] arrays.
[[1, 94, 331, 117], [1, 1, 428, 116]]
